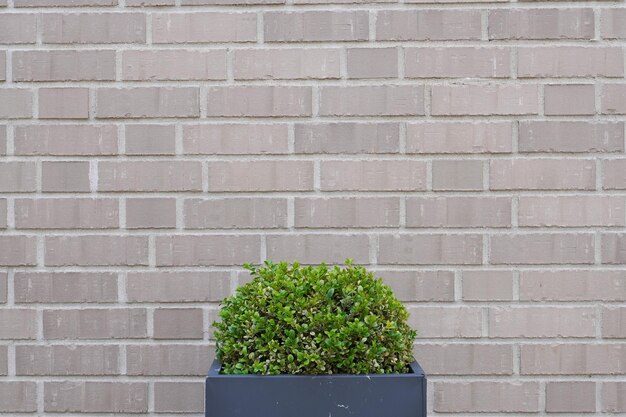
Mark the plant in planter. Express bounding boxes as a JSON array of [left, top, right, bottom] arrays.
[[207, 260, 426, 417]]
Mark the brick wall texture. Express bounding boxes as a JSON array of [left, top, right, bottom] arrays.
[[0, 0, 625, 414]]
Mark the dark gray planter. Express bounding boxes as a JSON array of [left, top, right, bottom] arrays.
[[205, 360, 427, 417]]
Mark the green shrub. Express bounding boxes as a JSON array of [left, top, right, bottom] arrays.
[[213, 260, 416, 375]]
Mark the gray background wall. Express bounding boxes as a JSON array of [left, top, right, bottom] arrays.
[[0, 1, 625, 415]]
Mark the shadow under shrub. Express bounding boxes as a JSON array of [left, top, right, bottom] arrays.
[[213, 260, 416, 375]]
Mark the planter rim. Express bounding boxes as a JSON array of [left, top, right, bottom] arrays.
[[208, 359, 425, 378]]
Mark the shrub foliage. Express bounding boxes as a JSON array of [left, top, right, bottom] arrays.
[[213, 260, 416, 375]]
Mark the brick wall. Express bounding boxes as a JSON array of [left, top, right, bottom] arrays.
[[0, 0, 625, 414]]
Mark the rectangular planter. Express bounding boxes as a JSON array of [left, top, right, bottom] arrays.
[[205, 360, 426, 417]]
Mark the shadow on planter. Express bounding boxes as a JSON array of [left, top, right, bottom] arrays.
[[206, 359, 427, 417]]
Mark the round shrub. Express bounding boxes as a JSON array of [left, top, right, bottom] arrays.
[[213, 260, 416, 375]]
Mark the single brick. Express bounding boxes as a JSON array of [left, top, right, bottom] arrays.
[[234, 48, 340, 80], [490, 306, 596, 338], [0, 345, 6, 374], [207, 86, 312, 117], [154, 382, 204, 413], [0, 126, 5, 155], [490, 159, 595, 190], [0, 89, 33, 119], [411, 122, 512, 154], [184, 124, 289, 155], [0, 272, 6, 303], [522, 344, 626, 375], [0, 52, 5, 80], [127, 344, 215, 376], [184, 0, 281, 4], [378, 234, 483, 265], [0, 309, 37, 339], [98, 161, 202, 192], [378, 270, 454, 302], [434, 382, 540, 413], [407, 197, 511, 228], [208, 161, 313, 191], [15, 125, 118, 156], [602, 233, 626, 264], [126, 271, 230, 303], [431, 84, 538, 115], [266, 234, 370, 264], [45, 236, 149, 266], [125, 125, 175, 155], [154, 308, 203, 339], [152, 12, 256, 43], [544, 84, 595, 116], [295, 0, 392, 3], [15, 0, 116, 5], [347, 47, 398, 79], [0, 236, 37, 266], [15, 272, 117, 303], [42, 161, 90, 192], [185, 198, 288, 229], [295, 197, 399, 228], [413, 344, 513, 375], [603, 382, 626, 412], [601, 9, 626, 39], [295, 123, 400, 154], [520, 270, 626, 301], [405, 47, 510, 78], [0, 382, 37, 412], [491, 234, 594, 264], [519, 121, 624, 153], [44, 382, 147, 413], [0, 162, 36, 192], [156, 235, 261, 266], [264, 11, 368, 42], [546, 382, 596, 412], [489, 9, 594, 40], [407, 307, 482, 338], [518, 47, 624, 78], [601, 84, 626, 114], [39, 88, 89, 119], [16, 345, 119, 375], [376, 10, 481, 40], [43, 308, 147, 339], [13, 51, 116, 82], [319, 86, 424, 116], [604, 159, 626, 189], [463, 271, 515, 301], [0, 199, 5, 229], [126, 198, 176, 229], [122, 50, 227, 81], [126, 0, 173, 4], [432, 160, 484, 191], [603, 307, 626, 338], [519, 196, 625, 227], [0, 14, 37, 44], [42, 13, 146, 43], [321, 160, 426, 191], [97, 87, 199, 118], [15, 198, 119, 229]]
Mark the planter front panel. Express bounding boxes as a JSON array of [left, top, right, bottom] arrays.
[[206, 361, 426, 417]]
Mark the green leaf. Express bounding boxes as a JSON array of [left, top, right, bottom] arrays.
[[325, 287, 334, 301]]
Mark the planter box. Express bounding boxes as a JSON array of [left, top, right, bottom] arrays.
[[205, 360, 426, 417]]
